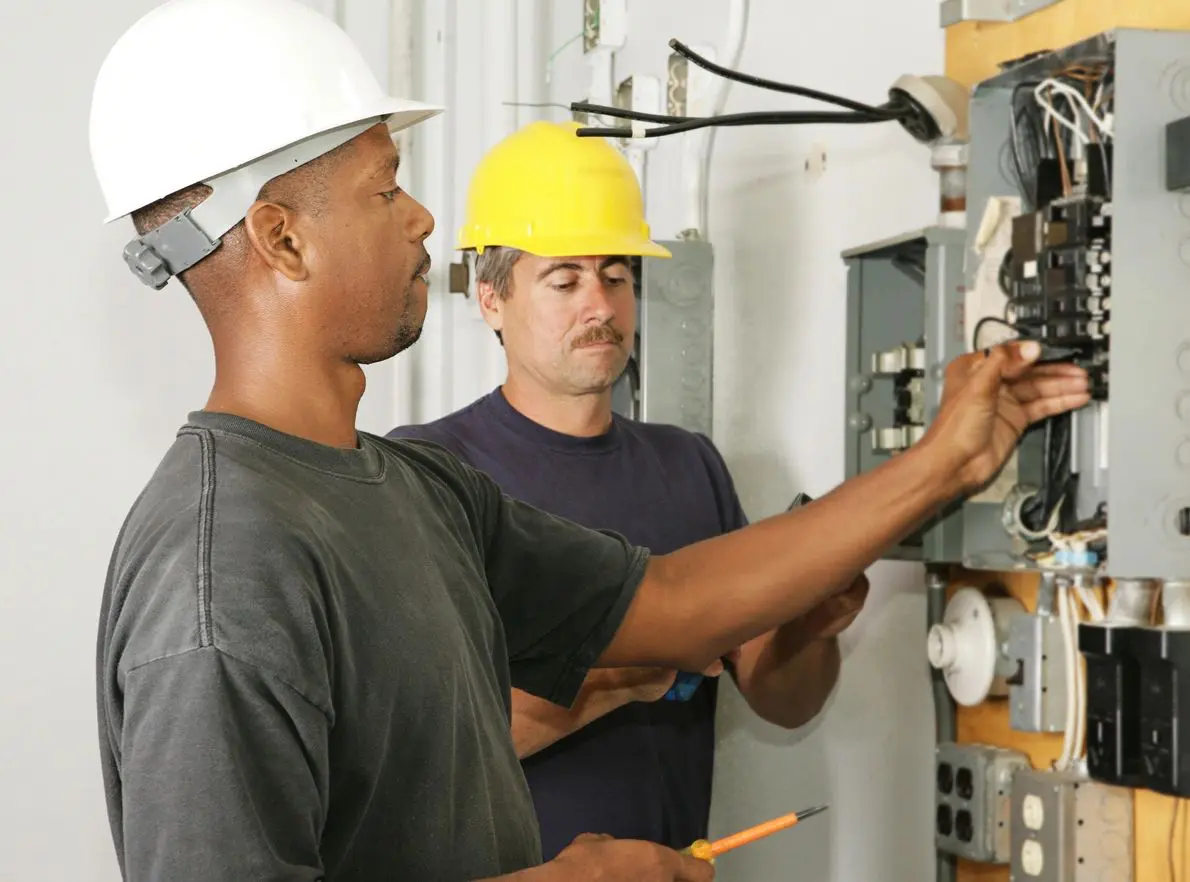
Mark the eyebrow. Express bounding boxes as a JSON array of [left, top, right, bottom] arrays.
[[535, 256, 631, 282], [371, 153, 400, 180]]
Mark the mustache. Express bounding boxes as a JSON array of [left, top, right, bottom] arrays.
[[414, 253, 431, 278], [571, 324, 624, 349]]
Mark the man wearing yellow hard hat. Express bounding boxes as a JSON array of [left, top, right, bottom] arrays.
[[388, 120, 872, 858]]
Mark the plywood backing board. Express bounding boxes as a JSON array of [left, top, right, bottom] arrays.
[[944, 0, 1190, 87], [946, 569, 1186, 881]]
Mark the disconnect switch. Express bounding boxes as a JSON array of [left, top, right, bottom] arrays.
[[1007, 613, 1068, 733]]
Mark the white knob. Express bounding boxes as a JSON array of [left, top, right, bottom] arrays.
[[927, 623, 957, 669]]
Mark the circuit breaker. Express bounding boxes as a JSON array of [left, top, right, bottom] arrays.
[[1130, 627, 1190, 796], [1009, 769, 1133, 882], [1079, 623, 1144, 788], [612, 240, 714, 435], [841, 227, 967, 563], [935, 742, 1028, 863]]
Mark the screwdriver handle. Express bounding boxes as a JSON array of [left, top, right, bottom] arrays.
[[681, 839, 715, 862]]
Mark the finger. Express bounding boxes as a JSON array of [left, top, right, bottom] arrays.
[[1008, 373, 1090, 404], [572, 832, 612, 844], [701, 659, 725, 677], [675, 852, 717, 881], [1021, 391, 1092, 423]]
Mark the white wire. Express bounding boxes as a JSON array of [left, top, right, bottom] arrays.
[[1055, 582, 1079, 771], [1033, 78, 1113, 144]]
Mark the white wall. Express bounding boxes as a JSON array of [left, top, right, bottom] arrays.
[[405, 2, 945, 880], [0, 1, 402, 878]]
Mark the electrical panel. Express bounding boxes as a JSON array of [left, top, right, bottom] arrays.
[[842, 29, 1190, 577], [841, 226, 967, 562], [935, 742, 1029, 863], [959, 28, 1190, 577], [1008, 769, 1133, 882], [612, 241, 714, 436]]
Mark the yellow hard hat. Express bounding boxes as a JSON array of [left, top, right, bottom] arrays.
[[457, 120, 671, 259]]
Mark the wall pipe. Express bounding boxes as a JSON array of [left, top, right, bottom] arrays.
[[926, 567, 956, 882]]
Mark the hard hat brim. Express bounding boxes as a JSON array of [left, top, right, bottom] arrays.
[[459, 233, 673, 260], [101, 98, 443, 223]]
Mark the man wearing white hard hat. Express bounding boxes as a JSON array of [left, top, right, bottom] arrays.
[[89, 1, 1090, 880]]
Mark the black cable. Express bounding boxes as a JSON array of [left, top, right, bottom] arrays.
[[971, 315, 1033, 351], [576, 108, 891, 139], [667, 38, 899, 117]]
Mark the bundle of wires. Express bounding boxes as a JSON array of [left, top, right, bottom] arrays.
[[1006, 62, 1114, 209], [571, 39, 917, 139]]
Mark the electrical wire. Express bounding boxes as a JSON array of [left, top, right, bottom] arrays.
[[574, 107, 891, 139], [571, 100, 690, 125], [667, 38, 896, 117], [1055, 582, 1080, 771]]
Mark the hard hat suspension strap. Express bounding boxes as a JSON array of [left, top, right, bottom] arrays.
[[122, 117, 383, 290]]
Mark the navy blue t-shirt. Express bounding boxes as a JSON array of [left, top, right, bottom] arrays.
[[387, 389, 748, 859]]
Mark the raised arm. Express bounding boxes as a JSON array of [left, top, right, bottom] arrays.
[[599, 343, 1089, 671]]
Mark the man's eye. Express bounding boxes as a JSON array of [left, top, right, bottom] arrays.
[[381, 188, 401, 202], [551, 280, 577, 292], [605, 276, 629, 287]]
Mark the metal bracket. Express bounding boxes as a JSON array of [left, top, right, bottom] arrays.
[[939, 0, 1062, 28]]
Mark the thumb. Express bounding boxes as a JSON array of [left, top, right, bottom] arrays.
[[963, 344, 1015, 399], [997, 339, 1042, 379]]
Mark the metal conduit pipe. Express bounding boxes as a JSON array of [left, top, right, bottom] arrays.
[[927, 567, 956, 882]]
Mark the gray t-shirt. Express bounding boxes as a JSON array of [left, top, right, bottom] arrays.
[[96, 411, 648, 881]]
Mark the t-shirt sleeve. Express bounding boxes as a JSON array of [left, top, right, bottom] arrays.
[[693, 432, 750, 532], [465, 469, 649, 707], [118, 646, 329, 882]]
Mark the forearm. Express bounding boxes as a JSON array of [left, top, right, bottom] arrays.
[[733, 624, 841, 729], [511, 673, 642, 759], [603, 441, 957, 670]]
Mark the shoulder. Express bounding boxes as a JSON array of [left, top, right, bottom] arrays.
[[384, 397, 493, 465], [619, 419, 733, 479], [104, 430, 345, 711]]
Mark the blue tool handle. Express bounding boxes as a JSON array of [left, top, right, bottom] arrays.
[[663, 671, 704, 701]]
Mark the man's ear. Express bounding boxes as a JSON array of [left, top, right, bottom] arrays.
[[243, 200, 310, 282], [476, 281, 505, 336]]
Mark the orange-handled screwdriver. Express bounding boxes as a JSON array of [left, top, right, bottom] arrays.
[[682, 804, 828, 862]]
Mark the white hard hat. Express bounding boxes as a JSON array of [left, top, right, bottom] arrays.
[[89, 0, 443, 289]]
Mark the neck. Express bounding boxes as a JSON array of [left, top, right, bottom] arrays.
[[501, 374, 614, 438], [205, 334, 365, 448]]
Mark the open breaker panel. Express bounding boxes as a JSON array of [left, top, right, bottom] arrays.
[[845, 27, 1190, 876]]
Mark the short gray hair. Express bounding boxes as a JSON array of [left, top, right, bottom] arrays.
[[473, 246, 523, 300]]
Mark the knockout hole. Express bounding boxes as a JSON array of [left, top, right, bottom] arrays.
[[1179, 507, 1190, 536]]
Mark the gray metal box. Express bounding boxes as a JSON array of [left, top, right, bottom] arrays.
[[633, 240, 714, 436], [1008, 769, 1133, 882], [1007, 613, 1069, 733], [842, 227, 967, 562], [612, 241, 714, 435], [935, 742, 1029, 863], [957, 29, 1190, 578]]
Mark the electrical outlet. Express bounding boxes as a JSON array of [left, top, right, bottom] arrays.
[[1132, 626, 1190, 796], [1079, 623, 1144, 787], [935, 742, 1029, 863], [1007, 613, 1068, 732], [665, 44, 716, 118], [1009, 769, 1133, 882], [581, 0, 626, 53]]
